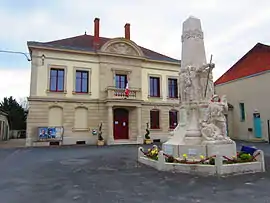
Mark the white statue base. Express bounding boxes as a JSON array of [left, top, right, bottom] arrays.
[[163, 137, 237, 160]]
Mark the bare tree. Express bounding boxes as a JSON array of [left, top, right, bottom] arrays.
[[18, 97, 29, 111]]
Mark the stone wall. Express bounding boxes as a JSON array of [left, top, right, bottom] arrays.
[[27, 99, 106, 145], [142, 103, 180, 142]]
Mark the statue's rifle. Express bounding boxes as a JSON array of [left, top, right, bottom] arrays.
[[204, 54, 213, 98]]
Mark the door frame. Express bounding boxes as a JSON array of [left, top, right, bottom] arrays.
[[113, 108, 129, 140]]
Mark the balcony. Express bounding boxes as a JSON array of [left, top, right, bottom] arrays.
[[105, 86, 141, 100]]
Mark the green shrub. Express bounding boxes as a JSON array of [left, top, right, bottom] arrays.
[[166, 156, 174, 163], [239, 153, 252, 162], [209, 158, 215, 165]]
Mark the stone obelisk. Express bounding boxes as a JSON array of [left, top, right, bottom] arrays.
[[162, 16, 213, 158], [181, 16, 207, 69]]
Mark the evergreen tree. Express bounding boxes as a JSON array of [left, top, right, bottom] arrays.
[[0, 96, 27, 130]]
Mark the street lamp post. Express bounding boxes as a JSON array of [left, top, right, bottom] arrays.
[[0, 50, 31, 61]]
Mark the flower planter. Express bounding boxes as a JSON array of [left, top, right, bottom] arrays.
[[97, 140, 105, 146], [144, 139, 153, 144]]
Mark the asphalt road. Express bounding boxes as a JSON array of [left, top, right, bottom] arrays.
[[0, 142, 270, 203]]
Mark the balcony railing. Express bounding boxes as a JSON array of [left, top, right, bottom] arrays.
[[105, 86, 141, 100]]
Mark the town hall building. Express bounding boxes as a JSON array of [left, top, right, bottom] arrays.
[[26, 18, 181, 146]]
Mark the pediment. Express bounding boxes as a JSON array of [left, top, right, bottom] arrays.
[[105, 42, 138, 56], [101, 38, 144, 57]]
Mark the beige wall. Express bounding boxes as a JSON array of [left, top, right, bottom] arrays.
[[141, 103, 180, 142], [141, 64, 179, 102], [27, 99, 106, 144], [99, 55, 143, 100], [27, 39, 181, 145], [30, 49, 100, 99], [215, 71, 270, 141]]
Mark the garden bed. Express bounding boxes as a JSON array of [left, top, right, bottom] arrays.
[[138, 145, 265, 176]]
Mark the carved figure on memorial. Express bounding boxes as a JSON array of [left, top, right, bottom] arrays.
[[201, 121, 233, 145], [180, 62, 215, 102], [181, 68, 192, 101], [201, 94, 233, 144]]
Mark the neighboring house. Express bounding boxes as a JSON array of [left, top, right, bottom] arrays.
[[215, 43, 270, 142], [26, 18, 181, 146], [0, 111, 10, 141]]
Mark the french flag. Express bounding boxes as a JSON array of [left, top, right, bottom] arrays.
[[125, 80, 130, 97]]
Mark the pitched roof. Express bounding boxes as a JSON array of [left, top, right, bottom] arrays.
[[215, 43, 270, 85], [27, 34, 180, 63]]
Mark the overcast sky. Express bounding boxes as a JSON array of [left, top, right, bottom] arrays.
[[0, 0, 270, 100]]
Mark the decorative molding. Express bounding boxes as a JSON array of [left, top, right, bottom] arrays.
[[73, 66, 92, 95], [166, 75, 179, 99], [74, 105, 88, 110], [72, 91, 92, 95], [181, 29, 204, 42], [147, 73, 163, 99], [72, 128, 90, 132], [28, 96, 100, 103], [111, 67, 132, 74], [101, 38, 144, 57], [111, 68, 132, 83], [106, 42, 139, 56], [47, 64, 68, 93], [48, 104, 63, 109]]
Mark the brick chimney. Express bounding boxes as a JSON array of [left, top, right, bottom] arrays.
[[124, 23, 130, 40], [93, 18, 100, 49]]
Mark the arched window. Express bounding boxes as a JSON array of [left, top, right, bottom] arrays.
[[169, 110, 178, 129], [150, 109, 160, 129]]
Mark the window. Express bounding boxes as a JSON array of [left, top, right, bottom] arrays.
[[149, 77, 160, 97], [168, 78, 178, 98], [75, 70, 89, 93], [239, 103, 245, 121], [115, 74, 127, 89], [150, 109, 160, 129], [169, 110, 178, 129], [50, 68, 65, 92]]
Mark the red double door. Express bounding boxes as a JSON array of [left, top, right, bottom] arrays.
[[113, 108, 129, 139]]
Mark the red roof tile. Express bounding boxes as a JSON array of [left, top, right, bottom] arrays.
[[215, 43, 270, 85], [28, 34, 180, 63]]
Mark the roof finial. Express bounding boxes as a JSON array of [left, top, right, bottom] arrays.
[[84, 31, 87, 35]]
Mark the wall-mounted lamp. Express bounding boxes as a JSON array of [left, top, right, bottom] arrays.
[[41, 54, 45, 66]]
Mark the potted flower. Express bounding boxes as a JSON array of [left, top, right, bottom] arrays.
[[97, 122, 105, 146], [144, 122, 152, 144]]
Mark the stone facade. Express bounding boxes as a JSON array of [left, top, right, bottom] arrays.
[[27, 98, 180, 145], [26, 36, 180, 146]]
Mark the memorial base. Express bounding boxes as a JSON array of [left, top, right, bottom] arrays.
[[163, 142, 237, 160]]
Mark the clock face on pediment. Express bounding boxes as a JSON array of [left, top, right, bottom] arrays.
[[105, 42, 139, 56]]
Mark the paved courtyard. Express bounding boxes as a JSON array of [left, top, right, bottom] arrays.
[[0, 142, 270, 203]]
